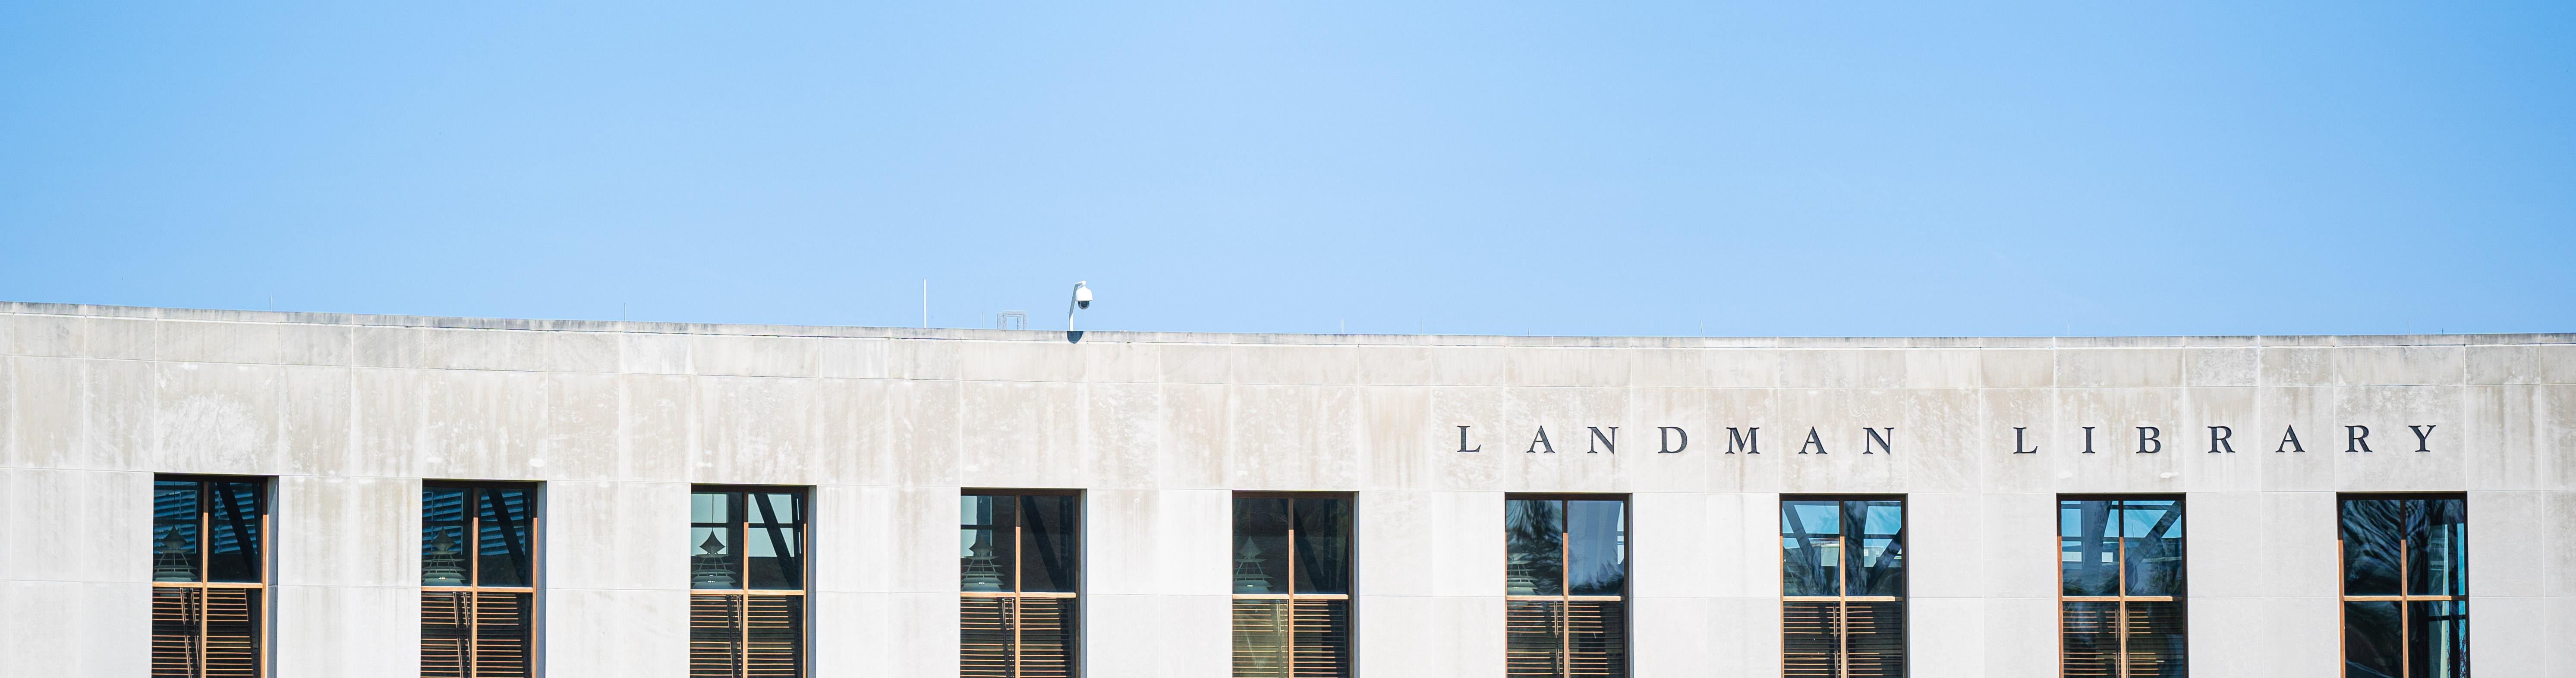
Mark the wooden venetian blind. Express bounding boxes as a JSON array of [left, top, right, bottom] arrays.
[[2119, 603, 2184, 678], [962, 596, 1076, 678], [1782, 601, 1903, 678], [151, 587, 261, 678], [1231, 599, 1352, 678], [689, 595, 804, 678], [421, 591, 533, 678], [1503, 600, 1628, 678]]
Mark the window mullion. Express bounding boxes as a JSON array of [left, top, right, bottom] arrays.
[[199, 491, 213, 675]]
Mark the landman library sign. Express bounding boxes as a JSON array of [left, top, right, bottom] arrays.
[[1455, 421, 2445, 455], [0, 301, 2570, 678]]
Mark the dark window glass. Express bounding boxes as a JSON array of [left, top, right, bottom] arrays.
[[152, 480, 202, 583], [958, 492, 1083, 593], [1843, 501, 1905, 598], [1020, 495, 1080, 594], [690, 492, 739, 590], [1231, 498, 1291, 595], [2409, 498, 2468, 599], [2406, 600, 2469, 678], [1505, 499, 1565, 596], [2344, 601, 2403, 678], [744, 492, 804, 590], [205, 479, 266, 583], [1565, 500, 1626, 597], [960, 495, 1017, 593], [2340, 500, 2405, 596], [2060, 500, 2119, 596], [1780, 500, 1841, 597], [2121, 500, 2185, 597], [478, 487, 536, 588], [1290, 498, 1353, 596], [422, 487, 471, 586]]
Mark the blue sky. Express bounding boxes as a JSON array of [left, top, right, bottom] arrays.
[[4, 3, 2570, 337]]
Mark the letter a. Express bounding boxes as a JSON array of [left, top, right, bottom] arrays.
[[2277, 426, 2305, 453], [1801, 427, 1827, 454], [1527, 427, 1556, 454]]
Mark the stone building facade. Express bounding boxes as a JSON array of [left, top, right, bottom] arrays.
[[0, 302, 2568, 677]]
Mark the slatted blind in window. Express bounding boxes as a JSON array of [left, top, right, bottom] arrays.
[[422, 591, 533, 678]]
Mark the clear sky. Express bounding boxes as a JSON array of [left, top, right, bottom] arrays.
[[4, 3, 2570, 337]]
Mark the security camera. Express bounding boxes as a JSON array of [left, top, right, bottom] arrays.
[[1068, 281, 1094, 333]]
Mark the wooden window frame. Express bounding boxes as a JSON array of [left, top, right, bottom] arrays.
[[421, 481, 542, 678], [1779, 495, 1907, 678], [962, 489, 1083, 678], [151, 474, 272, 678], [688, 485, 811, 678], [1504, 493, 1630, 678], [2054, 495, 2186, 678], [2335, 493, 2469, 678]]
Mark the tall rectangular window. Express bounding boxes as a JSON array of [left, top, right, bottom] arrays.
[[2059, 497, 2185, 678], [2340, 495, 2468, 678], [961, 490, 1082, 678], [1231, 494, 1354, 678], [689, 487, 808, 678], [151, 475, 270, 678], [1504, 495, 1628, 678], [421, 482, 539, 678], [1781, 497, 1905, 678]]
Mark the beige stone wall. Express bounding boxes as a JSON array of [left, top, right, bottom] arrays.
[[0, 302, 2568, 677]]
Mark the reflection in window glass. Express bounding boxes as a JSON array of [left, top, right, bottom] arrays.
[[2340, 495, 2468, 678], [1780, 501, 1842, 598], [1290, 498, 1353, 596], [1565, 501, 1626, 597], [205, 479, 266, 583], [1504, 500, 1565, 597]]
